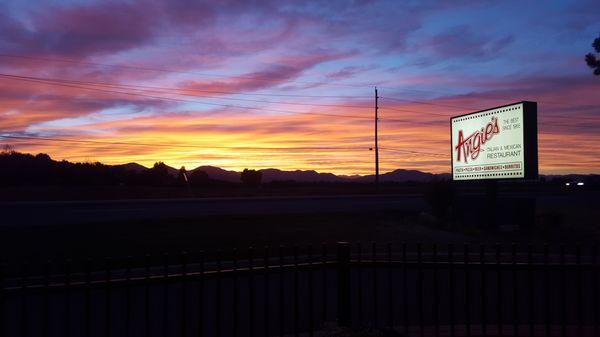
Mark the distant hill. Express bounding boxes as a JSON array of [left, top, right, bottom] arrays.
[[117, 162, 181, 176], [2, 150, 598, 186], [114, 163, 597, 184], [117, 163, 449, 183], [191, 166, 241, 183], [114, 162, 148, 173], [260, 168, 345, 183], [354, 169, 436, 183], [165, 165, 180, 176]]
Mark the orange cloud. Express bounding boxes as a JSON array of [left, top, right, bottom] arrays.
[[2, 69, 599, 175]]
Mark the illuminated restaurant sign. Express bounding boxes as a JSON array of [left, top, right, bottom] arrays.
[[451, 101, 538, 181]]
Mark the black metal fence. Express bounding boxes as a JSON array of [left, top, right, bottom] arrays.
[[1, 242, 599, 336]]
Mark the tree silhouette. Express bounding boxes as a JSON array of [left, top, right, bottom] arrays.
[[585, 34, 600, 75], [152, 162, 169, 174], [241, 169, 262, 187], [0, 151, 125, 187], [1, 144, 14, 153], [146, 162, 173, 186]]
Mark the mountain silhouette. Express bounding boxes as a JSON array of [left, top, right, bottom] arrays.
[[117, 163, 448, 183], [2, 151, 597, 186], [259, 168, 345, 183], [115, 162, 147, 173], [353, 169, 436, 183], [191, 166, 241, 182]]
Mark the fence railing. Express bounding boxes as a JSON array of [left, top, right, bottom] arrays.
[[1, 242, 599, 336]]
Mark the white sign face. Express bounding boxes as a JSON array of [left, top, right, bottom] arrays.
[[451, 103, 526, 180]]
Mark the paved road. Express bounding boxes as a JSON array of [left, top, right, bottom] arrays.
[[0, 194, 428, 227], [1, 191, 596, 227]]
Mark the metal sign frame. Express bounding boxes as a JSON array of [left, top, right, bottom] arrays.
[[450, 101, 538, 181]]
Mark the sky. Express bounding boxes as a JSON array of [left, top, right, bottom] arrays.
[[0, 0, 599, 175]]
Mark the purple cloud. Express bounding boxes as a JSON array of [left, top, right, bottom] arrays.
[[420, 25, 515, 61], [1, 2, 158, 58], [325, 66, 374, 80], [179, 51, 353, 93]]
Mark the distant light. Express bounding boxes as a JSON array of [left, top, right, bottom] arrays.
[[577, 182, 584, 186], [565, 182, 570, 186]]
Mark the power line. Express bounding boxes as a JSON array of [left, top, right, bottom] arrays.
[[5, 73, 595, 128], [377, 86, 461, 97], [380, 102, 600, 126], [0, 135, 369, 151], [4, 144, 369, 162], [380, 96, 475, 111], [13, 52, 592, 108], [381, 96, 600, 121], [2, 135, 453, 158], [3, 72, 594, 131], [380, 114, 600, 129], [0, 73, 489, 125], [0, 74, 374, 120], [382, 106, 600, 126], [379, 147, 447, 157], [378, 85, 600, 109], [3, 74, 596, 163], [0, 74, 372, 109], [0, 53, 376, 89], [380, 106, 450, 117], [383, 100, 600, 127], [0, 72, 372, 99], [75, 81, 369, 105], [8, 73, 492, 127], [3, 53, 596, 115]]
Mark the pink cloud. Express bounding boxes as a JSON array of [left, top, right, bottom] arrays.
[[179, 52, 353, 93]]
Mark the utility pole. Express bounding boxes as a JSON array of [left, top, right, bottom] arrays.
[[375, 87, 379, 190]]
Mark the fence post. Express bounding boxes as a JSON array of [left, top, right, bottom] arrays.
[[337, 242, 351, 327], [0, 261, 4, 337]]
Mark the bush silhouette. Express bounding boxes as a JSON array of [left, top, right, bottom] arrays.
[[241, 169, 262, 187], [0, 151, 183, 187]]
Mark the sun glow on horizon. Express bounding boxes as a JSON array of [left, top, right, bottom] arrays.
[[0, 1, 599, 175]]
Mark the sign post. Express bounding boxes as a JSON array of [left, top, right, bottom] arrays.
[[450, 101, 538, 228]]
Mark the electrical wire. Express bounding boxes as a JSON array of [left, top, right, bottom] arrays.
[[2, 54, 597, 118], [1, 135, 451, 158], [379, 147, 447, 157], [0, 73, 374, 107], [381, 96, 600, 121], [3, 73, 595, 128], [0, 135, 369, 151], [0, 53, 376, 89], [0, 74, 374, 120]]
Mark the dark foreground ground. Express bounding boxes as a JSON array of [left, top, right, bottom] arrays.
[[0, 188, 598, 265], [0, 187, 598, 336]]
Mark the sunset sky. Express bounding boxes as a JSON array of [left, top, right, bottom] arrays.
[[0, 0, 599, 175]]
